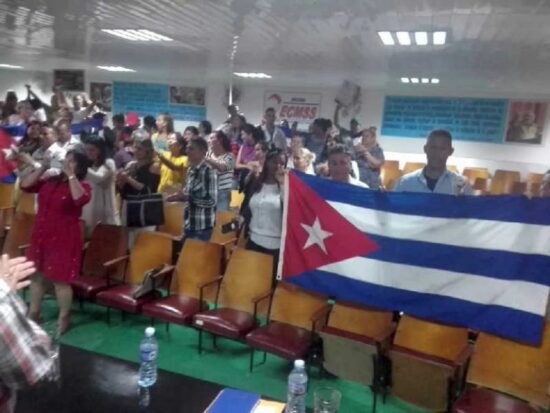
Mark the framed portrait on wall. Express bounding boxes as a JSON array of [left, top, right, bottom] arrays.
[[505, 101, 547, 145], [169, 86, 205, 106], [53, 69, 85, 91]]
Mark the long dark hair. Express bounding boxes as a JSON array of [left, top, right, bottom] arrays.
[[242, 123, 265, 144], [215, 130, 232, 152], [253, 145, 285, 193], [85, 136, 107, 167], [66, 146, 91, 181]]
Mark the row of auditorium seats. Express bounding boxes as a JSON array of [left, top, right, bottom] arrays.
[[381, 163, 545, 195], [72, 226, 549, 413]]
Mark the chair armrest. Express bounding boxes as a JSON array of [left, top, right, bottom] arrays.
[[198, 275, 223, 310], [18, 243, 31, 254], [454, 344, 473, 367], [151, 265, 175, 291], [103, 255, 130, 268], [252, 289, 274, 320], [216, 238, 237, 247], [373, 325, 396, 354], [311, 304, 332, 332]]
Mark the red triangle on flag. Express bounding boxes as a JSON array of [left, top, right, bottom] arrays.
[[0, 128, 16, 179], [281, 172, 379, 279]]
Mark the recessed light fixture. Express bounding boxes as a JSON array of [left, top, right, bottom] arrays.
[[433, 31, 447, 45], [233, 72, 272, 79], [401, 77, 440, 85], [101, 29, 173, 42], [396, 31, 411, 46], [378, 31, 447, 46], [0, 64, 24, 69], [377, 31, 395, 46], [414, 31, 428, 46], [97, 65, 136, 72]]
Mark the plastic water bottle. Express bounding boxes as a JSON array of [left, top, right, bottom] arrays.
[[285, 359, 308, 413], [138, 327, 158, 387]]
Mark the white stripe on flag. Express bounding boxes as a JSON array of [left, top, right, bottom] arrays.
[[319, 256, 549, 316], [328, 201, 550, 257]]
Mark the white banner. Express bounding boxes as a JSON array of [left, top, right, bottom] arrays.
[[264, 91, 322, 124]]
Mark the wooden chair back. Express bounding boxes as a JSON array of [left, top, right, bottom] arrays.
[[15, 192, 36, 215], [527, 173, 544, 185], [2, 212, 35, 257], [328, 301, 393, 338], [490, 169, 521, 195], [82, 224, 128, 278], [127, 232, 173, 285], [269, 282, 328, 330], [210, 210, 238, 245], [0, 184, 15, 210], [529, 182, 541, 198], [462, 167, 489, 185], [467, 323, 550, 409], [510, 181, 527, 195], [383, 160, 400, 171], [175, 239, 222, 301], [393, 315, 469, 361], [230, 190, 245, 210], [402, 162, 426, 175], [382, 168, 403, 190], [217, 248, 273, 312], [472, 177, 488, 191], [158, 202, 184, 237]]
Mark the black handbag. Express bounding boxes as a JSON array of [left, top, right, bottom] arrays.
[[125, 192, 165, 227]]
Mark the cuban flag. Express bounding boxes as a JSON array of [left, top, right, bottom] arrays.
[[0, 125, 26, 180], [278, 171, 550, 345]]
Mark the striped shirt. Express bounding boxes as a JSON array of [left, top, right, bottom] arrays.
[[184, 161, 218, 231], [211, 152, 235, 191]]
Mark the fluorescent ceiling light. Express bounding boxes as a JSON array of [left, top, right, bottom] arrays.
[[414, 31, 428, 46], [377, 31, 395, 46], [421, 78, 430, 83], [433, 31, 447, 45], [101, 29, 173, 42], [396, 31, 411, 46], [97, 65, 136, 72], [0, 64, 23, 69], [233, 72, 272, 79], [410, 78, 419, 84], [400, 77, 410, 83], [431, 78, 440, 84]]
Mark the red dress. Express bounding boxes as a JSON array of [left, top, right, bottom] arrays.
[[25, 178, 91, 283]]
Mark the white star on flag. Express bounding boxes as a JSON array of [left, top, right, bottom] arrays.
[[301, 217, 333, 254]]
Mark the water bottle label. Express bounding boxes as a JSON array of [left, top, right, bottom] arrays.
[[140, 349, 157, 362], [289, 383, 306, 395]]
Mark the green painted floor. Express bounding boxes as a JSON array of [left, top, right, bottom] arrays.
[[39, 298, 427, 413]]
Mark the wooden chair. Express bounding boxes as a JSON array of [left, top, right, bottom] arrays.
[[0, 183, 15, 238], [402, 162, 426, 175], [157, 202, 184, 238], [192, 248, 273, 354], [141, 240, 223, 330], [2, 212, 35, 257], [71, 224, 129, 303], [526, 173, 544, 186], [245, 282, 331, 371], [489, 170, 521, 195], [527, 173, 544, 197], [229, 190, 245, 210], [210, 211, 239, 266], [383, 160, 400, 171], [15, 192, 36, 215], [319, 302, 395, 411], [95, 231, 173, 322], [472, 178, 488, 196], [389, 315, 471, 411], [453, 322, 550, 413], [528, 182, 541, 198], [510, 181, 527, 196], [462, 168, 490, 186], [381, 168, 403, 190]]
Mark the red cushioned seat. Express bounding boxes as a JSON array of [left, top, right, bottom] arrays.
[[72, 276, 110, 300], [96, 285, 161, 313], [246, 322, 312, 360], [453, 388, 537, 413], [193, 309, 257, 340], [141, 296, 203, 325]]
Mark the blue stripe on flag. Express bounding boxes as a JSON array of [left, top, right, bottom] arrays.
[[288, 270, 545, 345], [1, 124, 27, 138], [365, 234, 550, 286], [295, 171, 550, 225]]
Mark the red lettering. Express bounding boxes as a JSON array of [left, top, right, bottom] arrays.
[[280, 105, 288, 118], [310, 107, 317, 119]]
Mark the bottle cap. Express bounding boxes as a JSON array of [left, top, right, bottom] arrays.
[[145, 326, 155, 337], [294, 359, 305, 369]]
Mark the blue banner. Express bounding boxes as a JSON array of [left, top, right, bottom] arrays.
[[381, 96, 509, 143], [113, 81, 206, 121]]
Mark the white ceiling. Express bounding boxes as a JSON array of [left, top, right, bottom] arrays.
[[1, 0, 550, 94]]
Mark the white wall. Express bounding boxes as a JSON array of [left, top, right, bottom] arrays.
[[2, 69, 548, 177]]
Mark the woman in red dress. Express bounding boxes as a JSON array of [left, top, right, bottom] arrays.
[[21, 147, 91, 334]]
